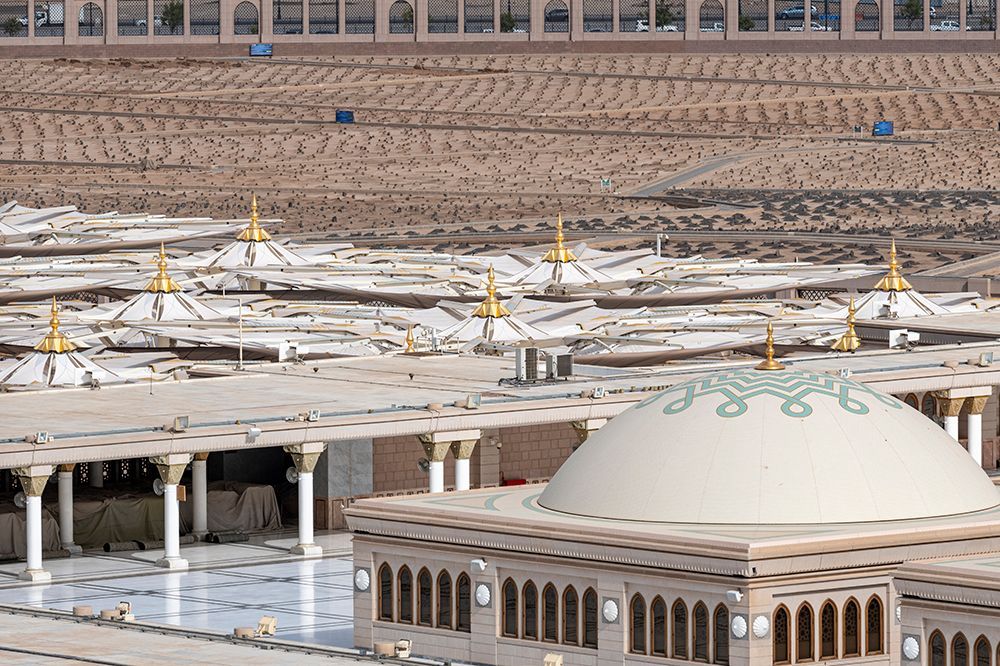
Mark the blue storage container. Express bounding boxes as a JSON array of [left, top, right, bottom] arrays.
[[335, 110, 355, 124]]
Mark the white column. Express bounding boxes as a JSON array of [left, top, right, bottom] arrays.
[[191, 455, 208, 538], [15, 465, 52, 583], [429, 460, 445, 493], [151, 454, 190, 570], [25, 495, 42, 571], [285, 442, 325, 558], [944, 414, 960, 441], [454, 458, 470, 491], [163, 483, 182, 560], [968, 412, 983, 466], [88, 461, 103, 488], [57, 466, 81, 555]]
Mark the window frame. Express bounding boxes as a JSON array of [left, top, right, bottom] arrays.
[[651, 596, 668, 657], [819, 600, 837, 660], [563, 586, 579, 646], [522, 580, 539, 641], [864, 595, 884, 656], [955, 632, 971, 666], [501, 577, 518, 638], [773, 604, 791, 665], [416, 567, 433, 627], [436, 570, 452, 629], [377, 563, 394, 622], [842, 597, 860, 658], [456, 573, 471, 632], [796, 602, 815, 663], [975, 635, 992, 666], [693, 601, 710, 663], [542, 583, 559, 643], [397, 565, 413, 624], [583, 587, 599, 650], [672, 599, 689, 659], [713, 604, 730, 665], [630, 593, 647, 654]]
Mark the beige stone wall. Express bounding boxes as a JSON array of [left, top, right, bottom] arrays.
[[498, 421, 578, 484]]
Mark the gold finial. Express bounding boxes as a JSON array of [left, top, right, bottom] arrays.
[[237, 193, 272, 242], [35, 296, 77, 354], [144, 242, 183, 293], [404, 325, 415, 353], [831, 297, 861, 353], [472, 265, 512, 319], [873, 239, 912, 292], [755, 321, 785, 371], [541, 213, 578, 264]]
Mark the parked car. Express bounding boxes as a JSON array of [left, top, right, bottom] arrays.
[[545, 7, 569, 20], [700, 21, 724, 30], [18, 10, 48, 26], [135, 15, 164, 27], [788, 20, 831, 30], [930, 19, 959, 29], [637, 20, 680, 30], [777, 5, 818, 19]]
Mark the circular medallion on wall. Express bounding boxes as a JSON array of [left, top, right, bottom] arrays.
[[731, 615, 748, 639], [354, 569, 370, 592], [602, 599, 619, 623], [475, 584, 491, 607], [752, 615, 770, 639], [902, 636, 920, 660]]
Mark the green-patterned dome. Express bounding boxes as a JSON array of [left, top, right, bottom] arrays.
[[539, 367, 999, 525]]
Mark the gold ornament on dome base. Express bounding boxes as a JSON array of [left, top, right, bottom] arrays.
[[831, 297, 862, 353], [541, 213, 578, 264], [873, 239, 913, 292], [144, 243, 183, 294], [472, 266, 511, 319], [755, 321, 785, 371], [237, 193, 272, 243], [34, 296, 76, 354]]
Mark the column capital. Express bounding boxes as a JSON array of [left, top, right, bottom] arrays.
[[193, 452, 210, 462], [966, 395, 990, 416], [57, 463, 76, 473], [14, 465, 52, 497], [571, 418, 607, 443], [419, 438, 451, 462], [420, 429, 482, 444], [284, 442, 327, 473], [150, 454, 192, 485], [450, 439, 478, 460], [932, 394, 965, 418]]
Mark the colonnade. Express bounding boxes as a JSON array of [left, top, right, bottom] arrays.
[[933, 387, 992, 466]]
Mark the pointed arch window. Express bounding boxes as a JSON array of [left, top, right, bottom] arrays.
[[955, 633, 970, 666], [417, 568, 433, 626], [523, 581, 538, 640], [773, 606, 790, 665], [563, 586, 579, 645], [930, 630, 946, 666], [865, 596, 883, 655], [630, 594, 647, 654], [693, 602, 709, 662], [843, 599, 860, 657], [502, 578, 518, 638], [397, 566, 413, 624], [714, 604, 729, 664], [975, 636, 991, 666], [797, 604, 814, 662], [583, 588, 599, 649], [456, 573, 471, 632], [820, 601, 837, 659], [543, 584, 559, 642], [436, 571, 452, 629], [377, 563, 393, 622], [672, 599, 688, 659], [651, 597, 667, 656]]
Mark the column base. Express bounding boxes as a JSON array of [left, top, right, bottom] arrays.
[[290, 543, 323, 558], [192, 531, 209, 542], [155, 557, 189, 570], [63, 544, 83, 556], [18, 568, 51, 583]]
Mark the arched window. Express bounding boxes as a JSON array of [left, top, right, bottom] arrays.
[[699, 0, 723, 29], [456, 573, 471, 632], [903, 393, 919, 409], [672, 599, 688, 659], [523, 581, 538, 640], [842, 599, 860, 657], [417, 568, 432, 626], [583, 588, 598, 649], [797, 603, 814, 662], [651, 597, 667, 656], [929, 630, 946, 666], [630, 594, 647, 654], [502, 578, 518, 638], [865, 596, 883, 655], [79, 3, 104, 36], [543, 584, 559, 642], [955, 633, 970, 666], [773, 606, 790, 664], [922, 393, 937, 418], [397, 566, 413, 624], [975, 636, 991, 666], [543, 0, 569, 31], [820, 601, 837, 659], [378, 563, 393, 621], [233, 1, 259, 33], [714, 604, 730, 664], [693, 602, 709, 662], [563, 586, 579, 645], [436, 571, 452, 629], [855, 0, 879, 30], [388, 0, 414, 32]]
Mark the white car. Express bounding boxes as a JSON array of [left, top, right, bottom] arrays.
[[699, 21, 724, 31], [787, 21, 830, 30], [135, 15, 164, 27], [931, 19, 959, 29], [636, 20, 679, 31]]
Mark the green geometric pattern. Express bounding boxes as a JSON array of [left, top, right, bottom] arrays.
[[636, 369, 902, 418]]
